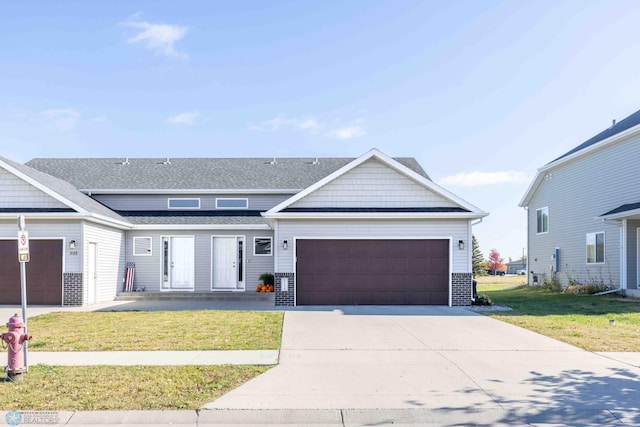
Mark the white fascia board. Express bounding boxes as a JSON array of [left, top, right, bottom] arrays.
[[0, 160, 88, 214], [0, 212, 132, 230], [267, 148, 487, 215], [263, 212, 488, 220], [80, 189, 301, 195], [520, 123, 640, 207], [131, 224, 271, 231], [86, 214, 133, 229]]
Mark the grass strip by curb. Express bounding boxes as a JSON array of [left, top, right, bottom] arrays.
[[1, 365, 271, 410]]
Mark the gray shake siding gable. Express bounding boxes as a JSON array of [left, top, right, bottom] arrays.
[[521, 109, 640, 294]]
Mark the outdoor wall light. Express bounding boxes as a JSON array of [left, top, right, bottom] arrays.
[[283, 240, 288, 250], [69, 240, 76, 250], [458, 240, 464, 250]]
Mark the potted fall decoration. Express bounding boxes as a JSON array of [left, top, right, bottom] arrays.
[[256, 273, 275, 292]]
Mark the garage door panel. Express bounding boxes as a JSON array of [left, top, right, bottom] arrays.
[[296, 239, 449, 305], [0, 240, 63, 305]]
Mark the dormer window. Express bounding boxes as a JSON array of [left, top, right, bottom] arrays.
[[168, 198, 200, 209], [216, 198, 248, 209]]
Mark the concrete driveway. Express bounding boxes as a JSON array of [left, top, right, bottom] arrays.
[[206, 306, 640, 425]]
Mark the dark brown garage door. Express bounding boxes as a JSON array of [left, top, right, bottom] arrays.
[[296, 239, 449, 305], [0, 240, 63, 305]]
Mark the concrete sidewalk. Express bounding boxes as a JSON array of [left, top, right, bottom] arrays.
[[26, 350, 279, 366]]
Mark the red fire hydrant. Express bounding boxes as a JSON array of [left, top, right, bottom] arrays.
[[2, 314, 32, 382]]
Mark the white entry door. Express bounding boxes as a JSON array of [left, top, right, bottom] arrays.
[[163, 237, 195, 290], [212, 237, 241, 289], [88, 242, 97, 304]]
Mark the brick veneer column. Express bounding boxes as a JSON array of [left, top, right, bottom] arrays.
[[451, 272, 472, 306], [63, 273, 84, 306], [274, 272, 295, 306]]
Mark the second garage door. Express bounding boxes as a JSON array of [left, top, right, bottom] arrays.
[[0, 239, 63, 305], [296, 239, 449, 305]]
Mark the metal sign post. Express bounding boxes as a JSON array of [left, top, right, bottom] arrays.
[[17, 215, 29, 371]]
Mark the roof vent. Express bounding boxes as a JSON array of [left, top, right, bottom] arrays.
[[270, 157, 278, 165], [121, 158, 130, 165], [312, 157, 319, 165], [611, 119, 617, 128], [163, 158, 171, 165]]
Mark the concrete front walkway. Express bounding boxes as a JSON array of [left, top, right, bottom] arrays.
[[205, 306, 640, 425]]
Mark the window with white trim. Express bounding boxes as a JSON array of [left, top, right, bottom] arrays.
[[586, 232, 605, 264], [254, 237, 272, 256], [168, 198, 200, 209], [536, 207, 549, 234], [133, 237, 152, 256], [216, 198, 248, 209]]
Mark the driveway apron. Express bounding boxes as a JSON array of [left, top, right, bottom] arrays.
[[206, 306, 640, 424]]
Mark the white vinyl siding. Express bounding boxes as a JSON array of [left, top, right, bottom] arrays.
[[536, 207, 548, 234], [290, 158, 459, 209], [0, 169, 68, 209], [92, 194, 291, 211], [586, 232, 605, 264], [276, 219, 471, 274], [83, 222, 125, 304]]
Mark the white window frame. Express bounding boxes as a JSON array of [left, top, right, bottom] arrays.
[[133, 237, 153, 256], [216, 198, 249, 210], [586, 231, 605, 264], [168, 198, 201, 209], [536, 207, 549, 234], [253, 236, 273, 257]]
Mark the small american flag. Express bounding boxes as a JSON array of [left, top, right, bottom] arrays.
[[124, 262, 135, 292]]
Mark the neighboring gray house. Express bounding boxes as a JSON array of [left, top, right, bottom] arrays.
[[0, 149, 487, 307], [520, 109, 640, 296]]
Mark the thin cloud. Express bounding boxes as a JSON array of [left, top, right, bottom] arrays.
[[326, 125, 366, 140], [167, 111, 201, 125], [40, 109, 81, 131], [249, 114, 320, 133], [439, 171, 529, 187], [125, 19, 188, 58]]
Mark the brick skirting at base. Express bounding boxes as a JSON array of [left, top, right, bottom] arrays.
[[274, 272, 295, 306], [63, 273, 83, 306], [451, 272, 473, 306]]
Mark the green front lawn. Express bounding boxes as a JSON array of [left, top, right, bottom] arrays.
[[482, 286, 640, 352], [2, 365, 270, 410], [27, 310, 283, 351], [1, 310, 281, 410]]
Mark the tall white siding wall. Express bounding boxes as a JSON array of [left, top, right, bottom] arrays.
[[125, 229, 274, 292], [0, 219, 81, 272], [275, 219, 471, 274], [0, 169, 67, 209], [83, 222, 125, 303], [527, 133, 640, 289], [290, 159, 458, 209]]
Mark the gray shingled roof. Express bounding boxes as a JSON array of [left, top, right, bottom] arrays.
[[25, 157, 430, 191], [552, 108, 640, 163], [0, 157, 127, 223]]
